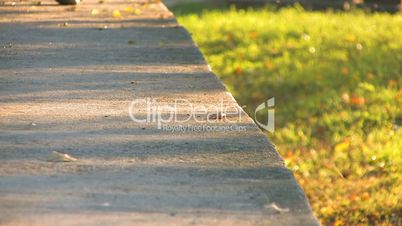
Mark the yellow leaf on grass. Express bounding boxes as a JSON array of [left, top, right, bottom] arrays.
[[358, 82, 375, 92], [235, 66, 243, 76], [388, 79, 397, 88], [334, 219, 345, 226], [361, 192, 370, 200], [350, 96, 365, 106], [335, 141, 350, 152], [249, 31, 258, 39], [344, 34, 356, 42], [264, 60, 274, 70], [341, 67, 349, 75]]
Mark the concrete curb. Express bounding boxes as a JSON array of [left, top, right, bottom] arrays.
[[0, 0, 319, 225]]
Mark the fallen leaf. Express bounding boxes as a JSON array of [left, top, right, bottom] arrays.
[[235, 66, 243, 76], [361, 192, 370, 200], [249, 31, 258, 39], [388, 79, 397, 88], [350, 96, 365, 106], [112, 9, 122, 18], [341, 67, 349, 75], [91, 9, 99, 16], [124, 6, 133, 13], [264, 60, 274, 70], [47, 151, 77, 162], [358, 82, 375, 92], [134, 8, 141, 15], [367, 72, 374, 80], [264, 203, 290, 213], [341, 92, 350, 103], [344, 34, 356, 42], [334, 219, 345, 226], [335, 140, 350, 152]]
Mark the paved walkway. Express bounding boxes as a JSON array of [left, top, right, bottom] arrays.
[[0, 0, 318, 225], [163, 0, 207, 7]]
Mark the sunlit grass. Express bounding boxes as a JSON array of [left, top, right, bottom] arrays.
[[174, 4, 402, 225]]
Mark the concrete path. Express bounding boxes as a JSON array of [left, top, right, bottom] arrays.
[[163, 0, 207, 7], [0, 0, 318, 225]]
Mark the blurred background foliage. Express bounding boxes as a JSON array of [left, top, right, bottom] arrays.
[[172, 2, 402, 225]]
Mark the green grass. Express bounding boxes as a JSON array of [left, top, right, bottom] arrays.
[[173, 3, 402, 225]]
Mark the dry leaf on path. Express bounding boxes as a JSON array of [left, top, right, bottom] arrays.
[[112, 9, 122, 18], [91, 9, 99, 16], [47, 151, 77, 162], [264, 203, 290, 213]]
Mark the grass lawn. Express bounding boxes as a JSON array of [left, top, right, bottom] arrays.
[[172, 2, 402, 225]]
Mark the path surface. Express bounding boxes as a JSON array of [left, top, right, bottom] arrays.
[[163, 0, 207, 7], [0, 0, 318, 225]]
